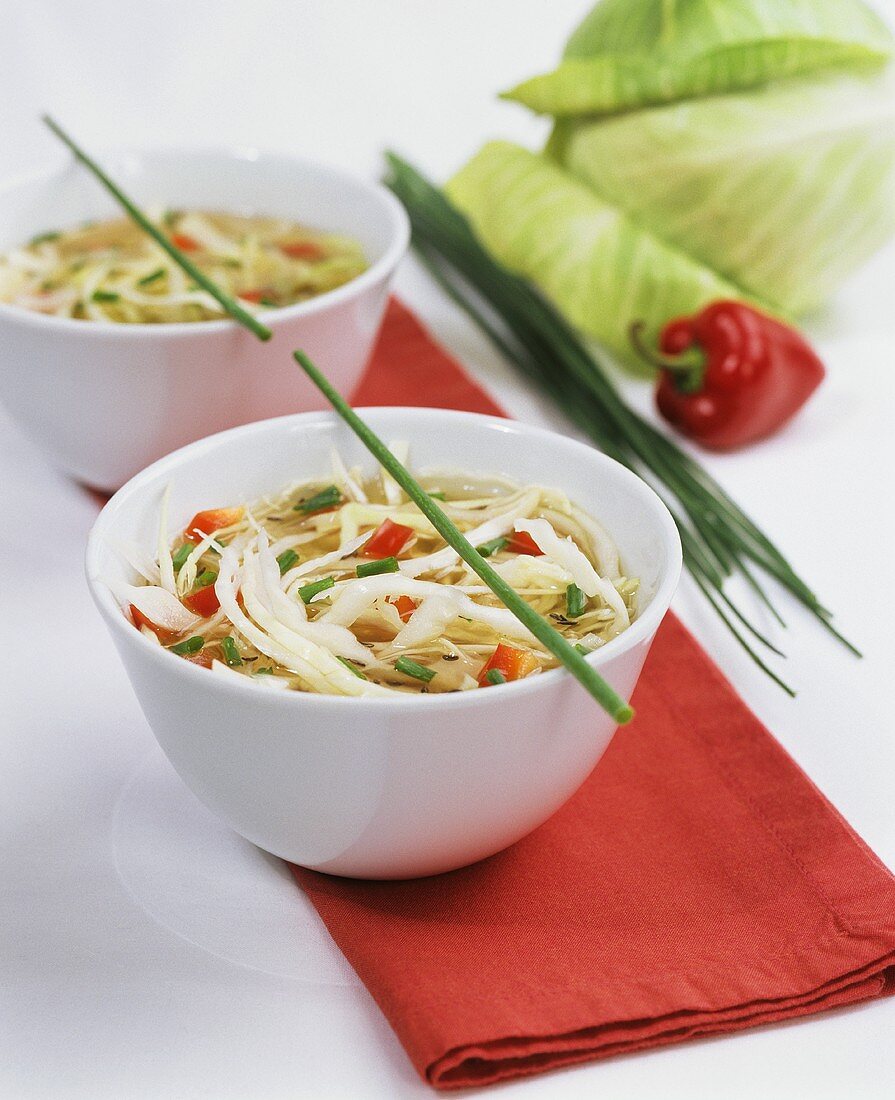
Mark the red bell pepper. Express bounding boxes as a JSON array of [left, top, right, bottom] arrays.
[[478, 643, 540, 686], [362, 518, 414, 558], [631, 301, 825, 451], [184, 507, 244, 541]]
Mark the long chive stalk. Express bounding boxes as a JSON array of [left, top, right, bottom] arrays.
[[293, 350, 633, 722], [384, 151, 860, 692], [42, 115, 272, 341], [45, 118, 634, 722]]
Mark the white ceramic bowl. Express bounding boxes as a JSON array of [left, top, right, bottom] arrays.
[[0, 147, 409, 490], [86, 409, 682, 879]]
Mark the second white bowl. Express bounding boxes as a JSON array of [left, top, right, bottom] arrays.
[[0, 146, 409, 489]]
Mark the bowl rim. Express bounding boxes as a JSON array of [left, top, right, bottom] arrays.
[[86, 407, 683, 713], [0, 143, 410, 339]]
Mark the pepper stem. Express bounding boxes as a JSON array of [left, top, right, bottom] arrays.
[[629, 321, 705, 394]]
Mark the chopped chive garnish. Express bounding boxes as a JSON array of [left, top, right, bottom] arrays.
[[337, 657, 368, 680], [29, 231, 61, 246], [485, 668, 507, 685], [259, 297, 279, 308], [172, 543, 193, 571], [277, 548, 299, 574], [138, 267, 165, 286], [299, 575, 335, 604], [162, 209, 180, 227], [254, 666, 274, 675], [394, 656, 436, 683], [566, 583, 586, 619], [294, 485, 342, 514], [428, 491, 446, 500], [195, 569, 217, 589], [356, 556, 399, 578], [222, 258, 242, 269], [92, 289, 120, 303], [574, 642, 592, 657], [477, 537, 508, 557], [170, 636, 204, 656], [220, 636, 242, 667]]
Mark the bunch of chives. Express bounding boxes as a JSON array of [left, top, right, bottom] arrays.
[[382, 152, 860, 695]]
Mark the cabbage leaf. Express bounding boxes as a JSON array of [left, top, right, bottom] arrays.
[[446, 141, 747, 370], [503, 0, 892, 117], [551, 71, 895, 313]]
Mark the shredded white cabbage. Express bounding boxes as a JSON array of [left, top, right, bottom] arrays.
[[110, 581, 198, 634], [514, 517, 630, 632], [118, 457, 636, 696]]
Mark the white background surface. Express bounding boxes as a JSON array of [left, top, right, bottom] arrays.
[[2, 2, 894, 1098]]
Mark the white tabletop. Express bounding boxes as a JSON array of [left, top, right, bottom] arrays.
[[2, 3, 894, 1097]]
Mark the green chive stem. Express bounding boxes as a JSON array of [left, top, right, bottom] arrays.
[[172, 543, 193, 572], [566, 583, 586, 619], [477, 536, 508, 557], [298, 575, 335, 604], [294, 485, 342, 513], [138, 267, 166, 286], [356, 556, 400, 578], [276, 548, 299, 575], [293, 349, 634, 724], [395, 656, 437, 684], [220, 636, 243, 667], [43, 119, 634, 722], [337, 657, 368, 680], [41, 114, 273, 341]]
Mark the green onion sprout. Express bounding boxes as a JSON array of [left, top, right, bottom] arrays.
[[395, 656, 437, 683], [293, 485, 342, 514], [220, 636, 243, 667], [298, 576, 335, 604], [356, 556, 400, 578], [276, 548, 299, 575]]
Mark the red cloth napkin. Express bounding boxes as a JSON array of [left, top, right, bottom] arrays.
[[293, 300, 895, 1090]]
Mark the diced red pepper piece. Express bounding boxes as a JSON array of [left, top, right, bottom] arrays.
[[183, 584, 220, 618], [506, 531, 543, 556], [239, 289, 264, 303], [129, 604, 177, 644], [387, 595, 418, 623], [362, 518, 415, 559], [477, 643, 540, 687], [184, 507, 244, 542], [280, 240, 326, 261], [171, 232, 200, 252], [183, 651, 213, 669]]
